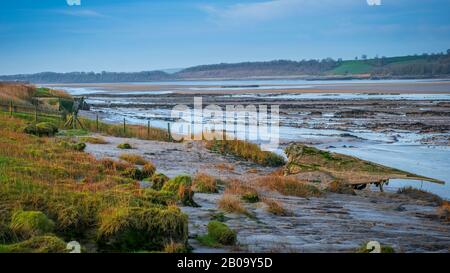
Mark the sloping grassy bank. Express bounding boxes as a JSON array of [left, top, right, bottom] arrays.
[[0, 115, 188, 252]]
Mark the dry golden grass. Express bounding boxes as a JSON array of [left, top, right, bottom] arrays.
[[255, 175, 322, 198], [192, 173, 218, 193], [215, 163, 235, 171], [118, 153, 148, 166], [438, 201, 450, 221], [0, 83, 35, 105], [79, 136, 109, 144], [205, 139, 285, 167], [263, 198, 289, 216], [217, 194, 248, 215]]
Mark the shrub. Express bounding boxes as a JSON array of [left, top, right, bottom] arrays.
[[193, 173, 218, 193], [119, 153, 147, 165], [0, 236, 67, 253], [117, 143, 132, 149], [327, 180, 355, 195], [97, 206, 188, 252], [207, 221, 236, 245], [9, 210, 55, 239], [161, 175, 197, 206], [150, 173, 169, 191]]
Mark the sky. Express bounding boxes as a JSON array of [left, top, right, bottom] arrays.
[[1, 0, 450, 74]]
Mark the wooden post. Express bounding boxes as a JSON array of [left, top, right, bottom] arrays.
[[96, 114, 99, 131], [123, 118, 126, 134], [35, 105, 38, 122], [9, 101, 12, 117], [147, 120, 150, 139], [167, 123, 171, 141]]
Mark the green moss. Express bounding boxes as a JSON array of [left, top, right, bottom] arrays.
[[210, 212, 226, 222], [58, 141, 86, 152], [117, 143, 132, 149], [197, 221, 236, 247], [141, 189, 176, 206], [10, 210, 55, 239], [0, 235, 67, 253], [23, 122, 58, 137], [150, 173, 169, 191], [161, 175, 197, 207], [97, 206, 188, 252]]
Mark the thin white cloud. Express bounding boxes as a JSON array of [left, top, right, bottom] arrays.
[[54, 9, 107, 18]]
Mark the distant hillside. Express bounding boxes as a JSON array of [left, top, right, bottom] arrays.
[[176, 59, 337, 78], [0, 71, 174, 83], [1, 52, 449, 83]]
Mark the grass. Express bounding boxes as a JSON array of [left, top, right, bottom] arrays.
[[438, 201, 449, 221], [119, 153, 148, 165], [217, 194, 248, 215], [206, 139, 285, 167], [263, 198, 290, 216], [327, 180, 355, 195], [197, 221, 236, 247], [79, 136, 108, 144], [397, 187, 443, 205], [192, 173, 218, 193], [0, 114, 188, 252], [331, 60, 373, 75], [255, 175, 322, 198]]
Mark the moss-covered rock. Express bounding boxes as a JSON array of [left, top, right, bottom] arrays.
[[199, 221, 236, 246], [23, 122, 58, 137], [0, 236, 67, 253], [150, 173, 169, 191], [117, 143, 132, 149], [141, 188, 177, 206], [58, 141, 86, 152], [9, 210, 55, 239], [97, 206, 188, 252], [161, 175, 197, 207], [121, 167, 145, 180]]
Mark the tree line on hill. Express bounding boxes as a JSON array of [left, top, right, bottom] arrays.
[[1, 51, 449, 83]]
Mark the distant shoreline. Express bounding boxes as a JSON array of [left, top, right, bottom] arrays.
[[43, 80, 450, 95]]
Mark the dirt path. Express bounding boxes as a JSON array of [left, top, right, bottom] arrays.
[[82, 135, 450, 253]]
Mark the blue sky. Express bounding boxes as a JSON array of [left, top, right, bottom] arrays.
[[1, 0, 450, 74]]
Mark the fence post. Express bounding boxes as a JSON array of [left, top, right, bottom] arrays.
[[167, 123, 172, 141], [35, 105, 38, 122], [96, 114, 99, 131], [147, 120, 150, 139], [123, 118, 126, 135], [9, 101, 12, 117]]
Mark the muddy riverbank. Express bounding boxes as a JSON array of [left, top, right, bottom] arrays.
[[81, 134, 450, 253]]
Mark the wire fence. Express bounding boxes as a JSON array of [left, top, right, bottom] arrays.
[[0, 99, 173, 141]]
